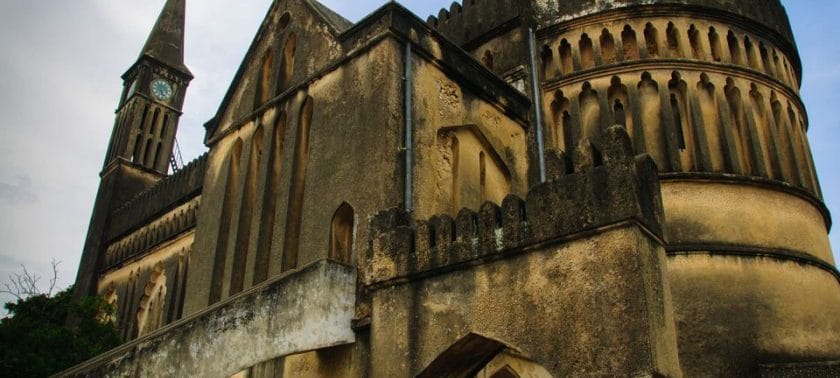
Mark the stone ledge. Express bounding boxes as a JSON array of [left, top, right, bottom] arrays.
[[58, 260, 356, 378]]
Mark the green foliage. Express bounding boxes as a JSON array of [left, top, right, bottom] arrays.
[[0, 286, 120, 377]]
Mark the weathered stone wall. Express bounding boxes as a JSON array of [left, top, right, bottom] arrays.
[[663, 180, 840, 375], [526, 0, 840, 375], [411, 56, 530, 219], [669, 254, 840, 376], [185, 36, 405, 314], [185, 3, 533, 315], [368, 226, 677, 377], [362, 126, 681, 376]]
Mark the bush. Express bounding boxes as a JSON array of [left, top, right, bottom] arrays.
[[0, 286, 120, 377]]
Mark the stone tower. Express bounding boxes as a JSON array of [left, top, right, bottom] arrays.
[[72, 0, 191, 299], [105, 0, 192, 173], [429, 0, 837, 374], [63, 0, 839, 376], [522, 1, 836, 375]]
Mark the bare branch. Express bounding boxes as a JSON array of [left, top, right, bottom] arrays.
[[48, 260, 60, 297], [1, 261, 63, 302], [0, 280, 22, 301]]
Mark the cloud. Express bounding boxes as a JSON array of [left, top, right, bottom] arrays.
[[0, 175, 38, 205]]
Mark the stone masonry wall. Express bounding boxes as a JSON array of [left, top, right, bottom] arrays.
[[361, 126, 681, 376], [362, 125, 663, 287]]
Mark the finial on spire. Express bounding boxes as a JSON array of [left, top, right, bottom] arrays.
[[140, 0, 191, 75]]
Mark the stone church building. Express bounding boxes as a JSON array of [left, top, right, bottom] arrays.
[[63, 0, 839, 376]]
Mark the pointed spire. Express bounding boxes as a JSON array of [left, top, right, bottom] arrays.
[[140, 0, 191, 75]]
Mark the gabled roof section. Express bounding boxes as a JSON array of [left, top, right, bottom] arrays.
[[140, 0, 191, 76], [204, 1, 532, 141], [203, 0, 350, 141], [304, 0, 353, 33]]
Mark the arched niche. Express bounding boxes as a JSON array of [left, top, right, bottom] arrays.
[[437, 125, 512, 214], [328, 202, 355, 264]]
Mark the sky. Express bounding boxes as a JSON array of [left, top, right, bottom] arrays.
[[0, 0, 837, 306]]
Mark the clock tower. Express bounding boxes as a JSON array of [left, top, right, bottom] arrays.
[[104, 0, 192, 174], [73, 0, 192, 299]]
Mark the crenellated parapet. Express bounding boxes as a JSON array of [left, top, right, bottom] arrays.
[[106, 153, 207, 241], [426, 0, 528, 46], [362, 125, 664, 286]]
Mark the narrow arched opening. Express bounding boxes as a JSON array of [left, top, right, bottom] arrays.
[[688, 25, 703, 60], [579, 33, 595, 69], [558, 39, 573, 74], [644, 23, 659, 58], [666, 22, 681, 58], [600, 29, 616, 64], [709, 27, 722, 62], [727, 30, 743, 65], [329, 203, 355, 265]]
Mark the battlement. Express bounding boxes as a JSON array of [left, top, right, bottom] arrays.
[[362, 125, 664, 286], [426, 0, 527, 46], [106, 153, 208, 242]]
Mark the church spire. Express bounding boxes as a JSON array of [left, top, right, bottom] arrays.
[[140, 0, 191, 75]]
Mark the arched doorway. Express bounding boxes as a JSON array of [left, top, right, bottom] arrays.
[[418, 333, 552, 378]]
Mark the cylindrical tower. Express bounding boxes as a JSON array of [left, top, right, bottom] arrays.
[[535, 0, 840, 375]]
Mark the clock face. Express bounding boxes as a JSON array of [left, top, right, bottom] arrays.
[[150, 79, 174, 102]]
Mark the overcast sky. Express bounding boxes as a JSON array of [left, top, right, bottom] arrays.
[[0, 0, 837, 306]]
